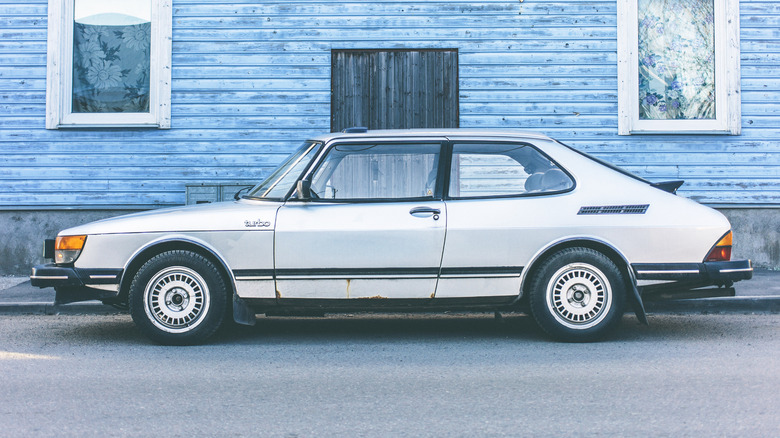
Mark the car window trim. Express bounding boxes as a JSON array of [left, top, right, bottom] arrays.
[[442, 140, 577, 200], [287, 140, 448, 203]]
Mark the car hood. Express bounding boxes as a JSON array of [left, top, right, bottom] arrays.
[[60, 200, 283, 235]]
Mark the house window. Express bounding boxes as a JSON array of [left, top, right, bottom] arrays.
[[617, 0, 740, 134], [46, 0, 172, 129]]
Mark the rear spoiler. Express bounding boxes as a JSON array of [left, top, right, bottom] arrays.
[[652, 180, 684, 194]]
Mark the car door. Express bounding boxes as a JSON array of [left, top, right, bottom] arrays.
[[437, 140, 575, 298], [274, 141, 447, 300]]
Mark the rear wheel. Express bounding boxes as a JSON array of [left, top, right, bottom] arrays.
[[528, 247, 626, 342], [130, 250, 228, 345]]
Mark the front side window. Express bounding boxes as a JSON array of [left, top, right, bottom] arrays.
[[617, 0, 740, 134], [310, 143, 441, 201], [449, 143, 573, 198], [46, 0, 172, 128]]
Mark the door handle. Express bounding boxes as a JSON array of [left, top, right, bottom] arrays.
[[409, 206, 441, 219]]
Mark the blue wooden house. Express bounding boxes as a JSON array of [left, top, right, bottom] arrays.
[[1, 0, 778, 273]]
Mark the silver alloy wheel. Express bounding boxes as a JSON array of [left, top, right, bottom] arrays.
[[143, 266, 211, 334], [545, 262, 612, 330]]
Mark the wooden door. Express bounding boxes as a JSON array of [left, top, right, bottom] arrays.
[[331, 49, 459, 132]]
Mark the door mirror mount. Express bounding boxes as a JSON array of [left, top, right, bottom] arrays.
[[296, 179, 312, 200]]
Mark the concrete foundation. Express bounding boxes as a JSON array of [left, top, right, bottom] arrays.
[[718, 208, 780, 270], [1, 207, 778, 275], [0, 210, 143, 275]]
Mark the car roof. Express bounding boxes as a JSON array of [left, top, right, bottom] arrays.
[[307, 129, 554, 143]]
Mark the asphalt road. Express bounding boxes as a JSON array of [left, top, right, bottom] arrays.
[[1, 313, 778, 437]]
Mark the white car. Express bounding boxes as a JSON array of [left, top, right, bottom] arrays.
[[31, 129, 753, 344]]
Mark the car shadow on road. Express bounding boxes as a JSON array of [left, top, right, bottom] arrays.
[[48, 312, 767, 346], [212, 312, 548, 344], [208, 312, 772, 346]]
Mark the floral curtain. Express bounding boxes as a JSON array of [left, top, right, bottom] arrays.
[[72, 21, 151, 113], [638, 0, 716, 120]]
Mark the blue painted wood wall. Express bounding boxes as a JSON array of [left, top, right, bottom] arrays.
[[1, 0, 778, 208]]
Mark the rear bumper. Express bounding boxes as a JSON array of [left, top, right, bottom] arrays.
[[632, 260, 752, 299], [30, 264, 122, 304], [632, 260, 753, 283]]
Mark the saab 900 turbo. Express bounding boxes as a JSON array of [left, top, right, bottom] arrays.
[[31, 129, 752, 344]]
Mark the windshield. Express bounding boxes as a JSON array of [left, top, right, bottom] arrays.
[[243, 141, 321, 200]]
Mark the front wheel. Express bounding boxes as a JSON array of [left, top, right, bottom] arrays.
[[528, 248, 626, 342], [130, 250, 229, 345]]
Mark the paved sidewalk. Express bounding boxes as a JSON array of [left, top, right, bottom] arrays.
[[0, 276, 119, 315], [1, 269, 779, 315]]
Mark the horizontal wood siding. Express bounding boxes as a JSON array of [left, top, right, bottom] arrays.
[[0, 0, 778, 208]]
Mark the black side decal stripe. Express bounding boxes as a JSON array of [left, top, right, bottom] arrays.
[[276, 267, 440, 277], [233, 269, 275, 279], [440, 266, 523, 276], [234, 267, 524, 279]]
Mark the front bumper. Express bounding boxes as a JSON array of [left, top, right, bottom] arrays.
[[632, 259, 753, 299], [30, 264, 123, 304]]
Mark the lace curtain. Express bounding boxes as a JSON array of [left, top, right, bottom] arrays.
[[638, 0, 716, 120], [72, 21, 151, 113]]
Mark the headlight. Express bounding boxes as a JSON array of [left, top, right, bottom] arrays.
[[55, 235, 87, 264], [705, 231, 732, 262]]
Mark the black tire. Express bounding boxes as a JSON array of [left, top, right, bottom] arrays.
[[129, 250, 229, 345], [528, 247, 626, 342]]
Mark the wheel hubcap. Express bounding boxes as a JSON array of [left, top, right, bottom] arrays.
[[569, 285, 589, 306], [165, 287, 189, 311], [546, 263, 612, 329], [143, 267, 210, 333]]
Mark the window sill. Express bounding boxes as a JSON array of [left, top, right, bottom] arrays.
[[51, 123, 167, 129], [621, 129, 740, 136]]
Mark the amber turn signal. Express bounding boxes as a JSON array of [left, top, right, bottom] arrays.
[[55, 235, 86, 251], [705, 231, 732, 262], [55, 235, 87, 264]]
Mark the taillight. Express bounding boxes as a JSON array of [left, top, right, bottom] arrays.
[[705, 231, 732, 262]]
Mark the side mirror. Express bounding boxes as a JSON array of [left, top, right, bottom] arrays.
[[296, 179, 312, 200]]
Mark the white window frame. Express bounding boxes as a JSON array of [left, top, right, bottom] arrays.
[[617, 0, 741, 135], [46, 0, 172, 129]]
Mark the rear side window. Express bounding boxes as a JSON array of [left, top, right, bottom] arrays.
[[448, 142, 573, 198]]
